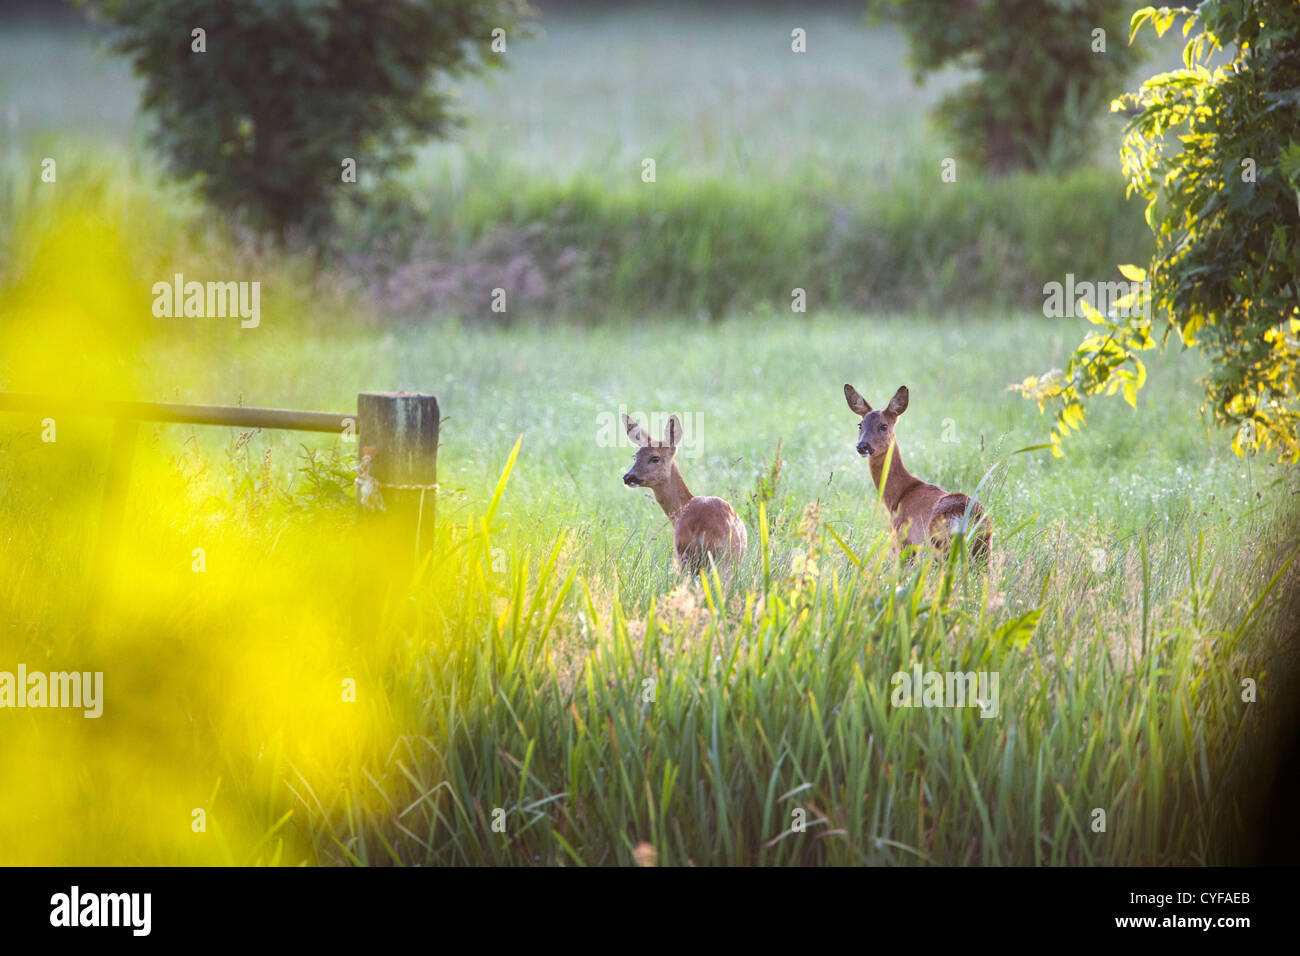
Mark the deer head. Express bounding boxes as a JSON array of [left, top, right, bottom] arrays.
[[844, 384, 908, 458], [622, 414, 682, 488]]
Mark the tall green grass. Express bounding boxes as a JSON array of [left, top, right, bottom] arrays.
[[290, 450, 1298, 866], [3, 414, 1292, 864], [346, 166, 1151, 321]]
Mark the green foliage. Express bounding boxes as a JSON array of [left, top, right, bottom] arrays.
[[12, 6, 1159, 316], [337, 167, 1149, 320], [890, 0, 1146, 172], [81, 0, 530, 234], [1018, 1, 1300, 461], [1015, 279, 1154, 457]]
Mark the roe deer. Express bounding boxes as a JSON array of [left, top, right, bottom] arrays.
[[621, 413, 747, 574], [843, 384, 990, 563]]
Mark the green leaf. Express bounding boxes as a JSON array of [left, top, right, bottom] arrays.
[[994, 608, 1044, 650]]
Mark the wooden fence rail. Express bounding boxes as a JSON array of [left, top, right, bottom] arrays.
[[0, 390, 439, 606], [0, 391, 353, 433]]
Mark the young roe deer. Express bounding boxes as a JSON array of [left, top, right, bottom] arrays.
[[843, 384, 990, 563], [621, 413, 747, 574]]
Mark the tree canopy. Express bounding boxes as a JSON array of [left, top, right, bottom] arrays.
[[84, 0, 531, 234]]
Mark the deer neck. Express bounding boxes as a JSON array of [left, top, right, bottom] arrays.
[[652, 462, 694, 520], [869, 442, 919, 511]]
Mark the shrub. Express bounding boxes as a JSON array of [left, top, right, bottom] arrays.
[[336, 168, 1149, 322], [889, 0, 1146, 173], [82, 0, 531, 235], [1017, 1, 1300, 461]]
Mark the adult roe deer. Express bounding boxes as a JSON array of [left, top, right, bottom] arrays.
[[621, 413, 747, 574], [843, 384, 990, 563]]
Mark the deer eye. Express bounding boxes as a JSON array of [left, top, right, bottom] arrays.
[[649, 456, 661, 464], [879, 424, 887, 431]]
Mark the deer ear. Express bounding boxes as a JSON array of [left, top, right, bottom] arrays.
[[664, 414, 683, 449], [623, 414, 650, 447], [844, 384, 871, 416], [886, 386, 909, 418]]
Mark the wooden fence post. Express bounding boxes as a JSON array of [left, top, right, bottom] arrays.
[[356, 391, 440, 571]]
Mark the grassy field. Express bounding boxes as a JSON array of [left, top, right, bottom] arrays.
[[2, 217, 1296, 864], [0, 4, 1296, 866]]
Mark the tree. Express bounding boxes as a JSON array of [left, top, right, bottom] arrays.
[[83, 0, 531, 234], [1015, 1, 1300, 462], [889, 0, 1146, 173]]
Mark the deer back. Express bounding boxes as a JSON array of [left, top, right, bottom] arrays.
[[673, 496, 747, 570]]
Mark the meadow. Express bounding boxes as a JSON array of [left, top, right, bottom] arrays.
[[0, 3, 1296, 866]]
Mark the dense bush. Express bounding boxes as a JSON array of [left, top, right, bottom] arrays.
[[338, 168, 1150, 321], [1019, 1, 1300, 461], [82, 0, 531, 234], [889, 0, 1146, 173]]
